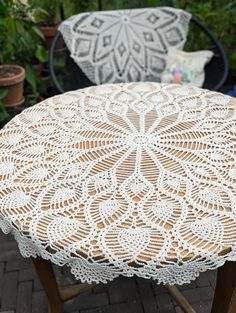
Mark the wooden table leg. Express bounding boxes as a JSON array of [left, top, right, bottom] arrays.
[[211, 261, 236, 313], [32, 257, 63, 313], [167, 285, 196, 313]]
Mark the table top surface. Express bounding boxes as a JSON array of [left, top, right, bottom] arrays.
[[0, 82, 235, 285]]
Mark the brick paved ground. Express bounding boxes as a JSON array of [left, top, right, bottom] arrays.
[[0, 232, 216, 313]]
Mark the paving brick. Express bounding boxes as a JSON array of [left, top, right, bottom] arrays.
[[192, 300, 213, 313], [32, 291, 48, 313], [120, 277, 140, 303], [0, 249, 20, 262], [152, 282, 167, 296], [125, 302, 143, 313], [136, 277, 150, 284], [19, 267, 37, 281], [196, 272, 211, 287], [178, 280, 197, 291], [81, 303, 140, 313], [0, 241, 20, 262], [33, 277, 43, 291], [138, 283, 157, 313], [0, 262, 5, 298], [64, 292, 109, 312], [16, 281, 33, 313], [93, 284, 108, 294], [1, 272, 18, 310], [108, 277, 141, 305], [0, 241, 18, 252], [108, 278, 125, 304], [208, 270, 217, 288], [0, 263, 5, 275], [182, 286, 214, 303], [156, 293, 175, 313], [175, 299, 213, 313], [175, 307, 184, 313], [6, 258, 32, 272]]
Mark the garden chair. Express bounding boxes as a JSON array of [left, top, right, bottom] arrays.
[[49, 7, 228, 93]]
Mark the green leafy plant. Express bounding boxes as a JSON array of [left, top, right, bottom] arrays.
[[0, 0, 47, 95], [62, 0, 98, 17], [182, 1, 236, 69], [0, 90, 11, 122], [29, 0, 61, 26]]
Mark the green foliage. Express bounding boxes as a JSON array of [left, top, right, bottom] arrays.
[[35, 45, 48, 63], [0, 90, 11, 122], [0, 0, 47, 95], [25, 63, 37, 94], [62, 0, 98, 18], [181, 1, 236, 68], [29, 0, 61, 25]]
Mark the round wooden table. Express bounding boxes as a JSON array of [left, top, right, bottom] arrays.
[[0, 82, 235, 313]]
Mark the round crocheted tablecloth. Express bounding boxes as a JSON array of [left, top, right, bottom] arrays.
[[0, 82, 236, 285]]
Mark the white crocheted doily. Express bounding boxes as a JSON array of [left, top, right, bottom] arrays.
[[0, 82, 236, 285], [59, 7, 191, 84]]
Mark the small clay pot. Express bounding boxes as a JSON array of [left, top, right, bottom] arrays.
[[40, 25, 64, 50], [0, 65, 25, 107], [33, 63, 43, 78]]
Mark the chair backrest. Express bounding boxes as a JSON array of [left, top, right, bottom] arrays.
[[49, 12, 228, 94]]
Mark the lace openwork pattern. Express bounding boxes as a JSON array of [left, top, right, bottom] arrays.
[[0, 82, 236, 285], [59, 7, 191, 84]]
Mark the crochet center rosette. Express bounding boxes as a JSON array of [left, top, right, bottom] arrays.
[[0, 82, 235, 285]]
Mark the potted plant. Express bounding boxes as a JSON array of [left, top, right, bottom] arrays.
[[30, 0, 63, 49], [0, 0, 47, 106], [0, 65, 25, 107]]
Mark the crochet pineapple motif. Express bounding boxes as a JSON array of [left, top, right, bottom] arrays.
[[0, 82, 235, 285]]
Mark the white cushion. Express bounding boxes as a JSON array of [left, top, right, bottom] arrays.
[[161, 48, 213, 87]]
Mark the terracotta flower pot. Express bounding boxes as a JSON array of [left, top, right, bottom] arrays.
[[33, 63, 43, 78], [0, 65, 25, 107], [40, 25, 64, 50]]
